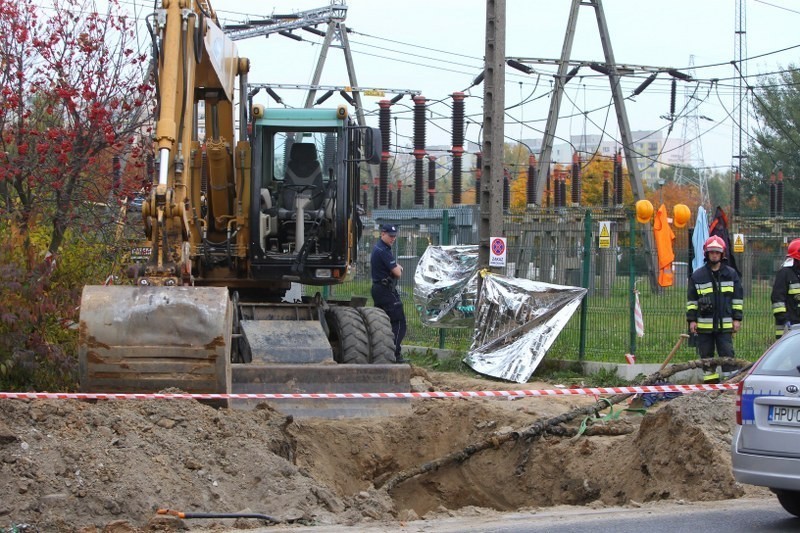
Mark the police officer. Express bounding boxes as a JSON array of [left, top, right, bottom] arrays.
[[371, 224, 407, 363], [771, 238, 800, 339], [687, 236, 743, 380]]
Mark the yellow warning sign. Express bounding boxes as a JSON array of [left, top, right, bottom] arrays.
[[599, 221, 611, 249], [733, 233, 745, 253]]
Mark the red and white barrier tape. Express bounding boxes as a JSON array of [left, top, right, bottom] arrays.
[[0, 383, 736, 401]]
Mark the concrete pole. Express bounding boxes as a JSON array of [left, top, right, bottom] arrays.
[[478, 0, 506, 287]]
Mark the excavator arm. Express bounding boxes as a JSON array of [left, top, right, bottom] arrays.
[[79, 0, 249, 397], [141, 0, 249, 286]]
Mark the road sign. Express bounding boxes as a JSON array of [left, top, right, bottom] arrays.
[[733, 233, 745, 253], [489, 237, 507, 267], [598, 221, 611, 249]]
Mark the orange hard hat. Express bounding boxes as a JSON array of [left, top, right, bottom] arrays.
[[635, 199, 654, 224], [673, 204, 690, 228]]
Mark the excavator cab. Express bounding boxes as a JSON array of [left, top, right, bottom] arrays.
[[250, 106, 375, 286]]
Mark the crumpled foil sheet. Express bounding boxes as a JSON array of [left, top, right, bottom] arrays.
[[464, 272, 587, 384], [413, 245, 479, 328]]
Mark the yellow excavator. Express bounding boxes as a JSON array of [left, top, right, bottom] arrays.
[[78, 0, 408, 416]]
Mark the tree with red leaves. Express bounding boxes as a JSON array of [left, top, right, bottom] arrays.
[[0, 0, 153, 389], [0, 0, 152, 264]]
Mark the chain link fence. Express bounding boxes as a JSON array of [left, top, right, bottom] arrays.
[[327, 206, 798, 365]]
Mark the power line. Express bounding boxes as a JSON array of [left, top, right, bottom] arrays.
[[753, 0, 800, 16], [25, 0, 800, 174]]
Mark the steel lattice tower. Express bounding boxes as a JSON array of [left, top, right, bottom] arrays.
[[674, 55, 710, 209]]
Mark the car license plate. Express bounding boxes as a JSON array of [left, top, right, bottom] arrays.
[[768, 405, 800, 426]]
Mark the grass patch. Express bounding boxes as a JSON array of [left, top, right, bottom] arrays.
[[406, 348, 477, 375], [535, 366, 645, 388]]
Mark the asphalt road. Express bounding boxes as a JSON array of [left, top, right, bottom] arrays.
[[456, 499, 799, 533], [223, 497, 799, 533]]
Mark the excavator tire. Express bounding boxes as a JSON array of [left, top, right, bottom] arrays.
[[326, 306, 369, 364], [357, 307, 396, 364]]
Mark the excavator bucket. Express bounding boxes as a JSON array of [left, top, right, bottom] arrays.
[[78, 286, 233, 397]]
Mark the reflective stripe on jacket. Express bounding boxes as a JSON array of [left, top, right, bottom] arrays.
[[686, 262, 743, 333], [771, 262, 800, 338]]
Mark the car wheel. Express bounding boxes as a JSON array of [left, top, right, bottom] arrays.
[[775, 489, 800, 518]]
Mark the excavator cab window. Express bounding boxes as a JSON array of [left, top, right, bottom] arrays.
[[271, 132, 337, 180], [260, 129, 340, 255]]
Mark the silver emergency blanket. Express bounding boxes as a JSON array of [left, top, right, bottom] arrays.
[[413, 245, 479, 328], [465, 273, 587, 384]]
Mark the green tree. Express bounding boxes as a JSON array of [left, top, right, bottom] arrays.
[[740, 67, 800, 216], [658, 165, 732, 214], [707, 170, 732, 211]]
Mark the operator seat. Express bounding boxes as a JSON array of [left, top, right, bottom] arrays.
[[282, 142, 324, 212]]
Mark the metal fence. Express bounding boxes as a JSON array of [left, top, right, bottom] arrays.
[[327, 206, 799, 365]]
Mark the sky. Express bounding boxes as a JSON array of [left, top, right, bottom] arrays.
[[119, 0, 800, 173]]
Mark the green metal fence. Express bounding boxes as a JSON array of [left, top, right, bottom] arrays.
[[326, 207, 798, 365]]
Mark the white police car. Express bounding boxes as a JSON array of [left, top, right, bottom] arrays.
[[732, 324, 800, 517]]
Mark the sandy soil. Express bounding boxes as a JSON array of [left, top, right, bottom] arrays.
[[0, 368, 768, 532]]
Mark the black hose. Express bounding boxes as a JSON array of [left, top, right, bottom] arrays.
[[158, 509, 279, 523], [176, 16, 189, 152], [195, 1, 212, 19], [182, 512, 278, 522], [145, 14, 160, 120]]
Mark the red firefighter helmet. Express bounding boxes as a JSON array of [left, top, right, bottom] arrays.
[[788, 238, 800, 261], [703, 235, 726, 256]]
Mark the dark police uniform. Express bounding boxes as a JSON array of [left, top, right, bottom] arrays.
[[371, 224, 406, 362]]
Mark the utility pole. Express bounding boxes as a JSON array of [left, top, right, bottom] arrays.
[[592, 0, 645, 203], [478, 0, 506, 285], [732, 0, 747, 223], [535, 0, 648, 205], [534, 0, 580, 206]]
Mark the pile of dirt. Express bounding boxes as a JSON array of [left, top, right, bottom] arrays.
[[0, 369, 765, 532]]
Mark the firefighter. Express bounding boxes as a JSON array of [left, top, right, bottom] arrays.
[[771, 238, 800, 339], [686, 236, 743, 380]]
